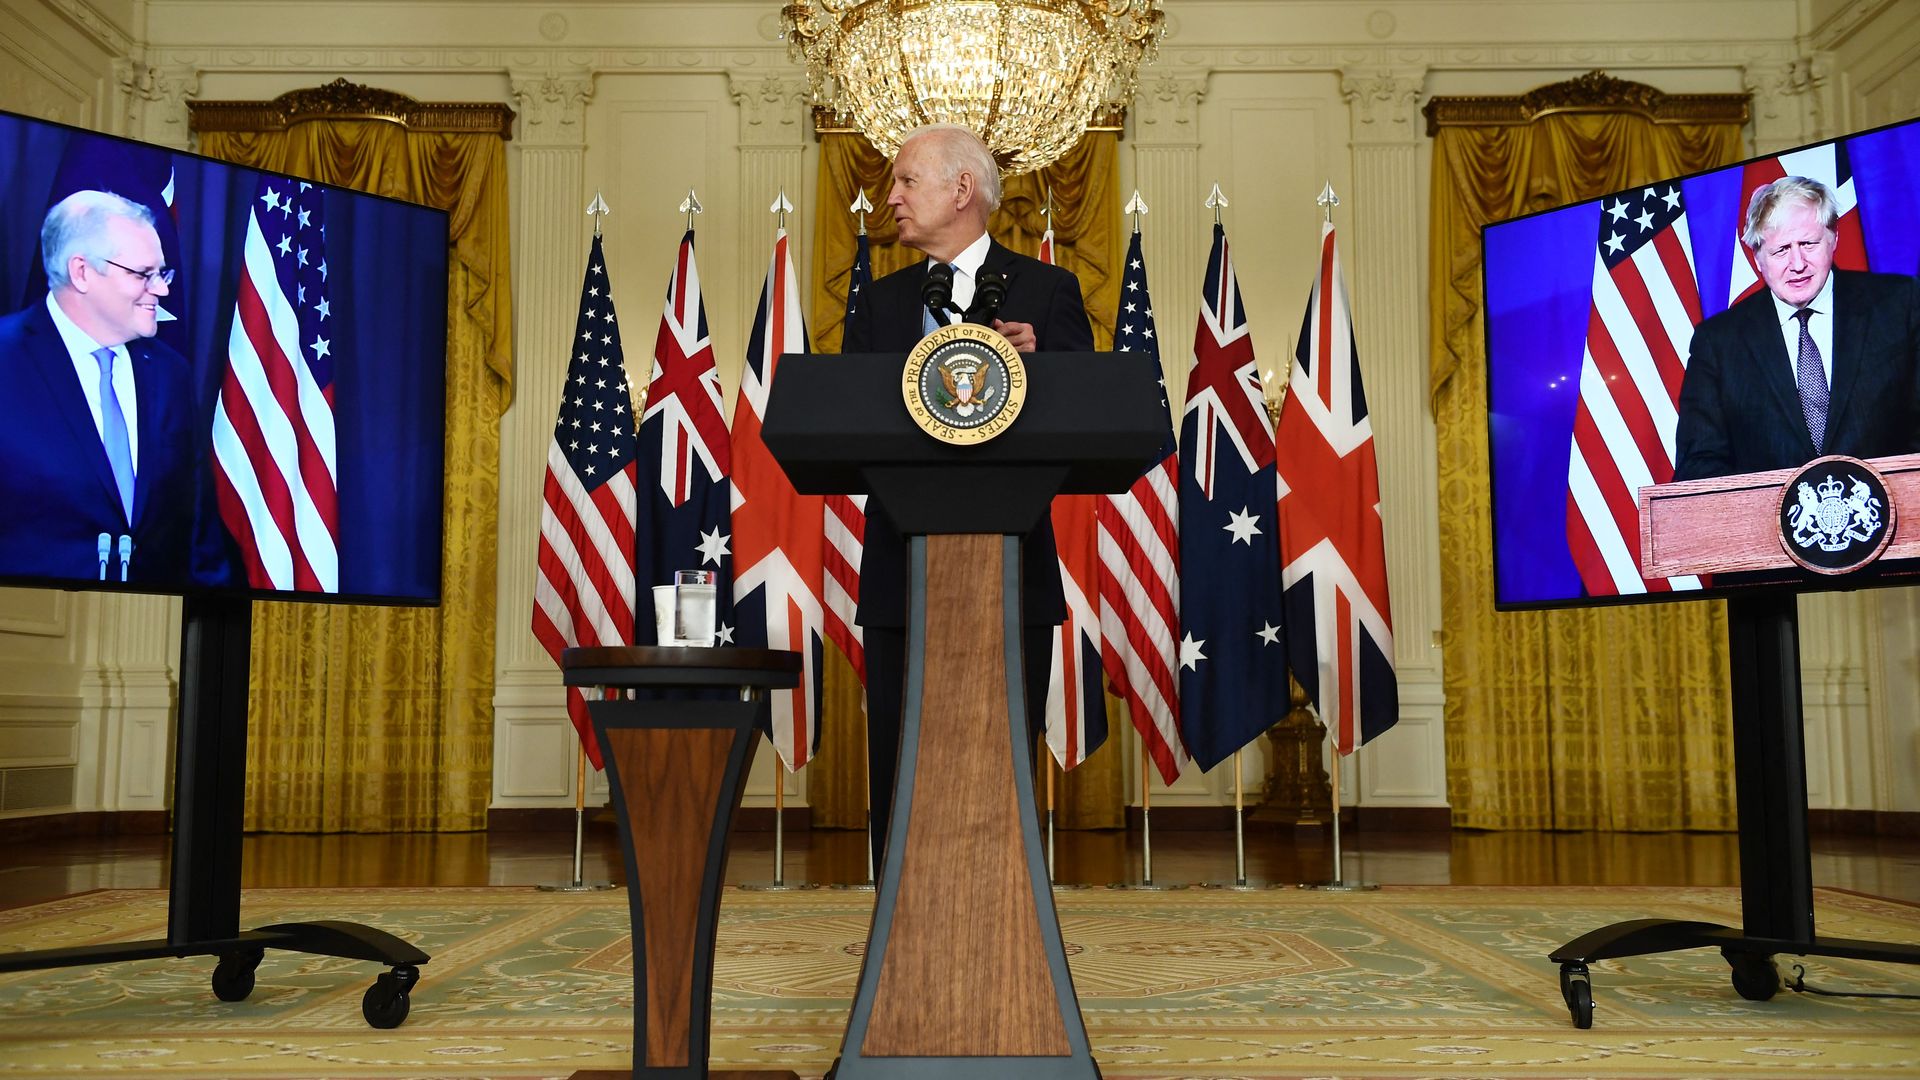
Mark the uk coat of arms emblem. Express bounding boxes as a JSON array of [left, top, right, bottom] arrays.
[[1776, 456, 1896, 575]]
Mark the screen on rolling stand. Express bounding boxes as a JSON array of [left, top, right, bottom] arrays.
[[1481, 115, 1920, 610], [0, 110, 447, 605]]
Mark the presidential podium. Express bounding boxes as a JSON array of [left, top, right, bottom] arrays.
[[1549, 453, 1920, 1028], [763, 349, 1165, 1080]]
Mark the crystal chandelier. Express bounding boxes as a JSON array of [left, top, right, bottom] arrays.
[[782, 0, 1165, 176]]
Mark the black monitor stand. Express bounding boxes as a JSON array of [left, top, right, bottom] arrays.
[[0, 593, 429, 1029], [1549, 592, 1920, 1027]]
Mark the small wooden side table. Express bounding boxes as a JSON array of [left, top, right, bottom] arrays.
[[562, 645, 802, 1080]]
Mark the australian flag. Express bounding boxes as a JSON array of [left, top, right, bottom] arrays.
[[1176, 223, 1289, 771], [636, 229, 733, 641]]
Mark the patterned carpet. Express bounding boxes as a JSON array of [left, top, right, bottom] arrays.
[[1, 885, 1918, 1078]]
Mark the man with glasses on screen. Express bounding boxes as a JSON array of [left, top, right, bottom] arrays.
[[0, 189, 232, 586], [1674, 175, 1920, 482]]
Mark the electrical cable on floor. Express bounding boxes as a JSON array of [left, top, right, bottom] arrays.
[[1787, 963, 1920, 1001]]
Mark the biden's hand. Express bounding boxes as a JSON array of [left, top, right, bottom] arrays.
[[992, 319, 1037, 353]]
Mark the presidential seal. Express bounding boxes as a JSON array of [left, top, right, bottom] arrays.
[[901, 321, 1027, 445], [1776, 455, 1895, 575]]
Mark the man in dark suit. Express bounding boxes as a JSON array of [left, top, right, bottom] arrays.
[[1674, 175, 1920, 481], [840, 123, 1094, 864], [0, 189, 231, 587]]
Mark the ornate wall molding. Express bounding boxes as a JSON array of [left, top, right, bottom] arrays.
[[44, 0, 134, 56], [1809, 0, 1903, 53], [728, 72, 809, 146], [1423, 69, 1750, 135], [508, 70, 593, 145], [115, 60, 201, 147], [1340, 67, 1427, 141], [1133, 71, 1207, 143], [189, 77, 516, 137]]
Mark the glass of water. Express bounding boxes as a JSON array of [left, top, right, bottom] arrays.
[[673, 569, 717, 646]]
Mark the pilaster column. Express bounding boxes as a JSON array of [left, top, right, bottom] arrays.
[[1129, 69, 1208, 414], [729, 72, 810, 324], [116, 61, 200, 149], [498, 70, 594, 685], [1336, 65, 1447, 808], [77, 593, 180, 812], [1743, 56, 1826, 153]]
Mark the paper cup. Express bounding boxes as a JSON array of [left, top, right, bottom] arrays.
[[652, 585, 677, 645]]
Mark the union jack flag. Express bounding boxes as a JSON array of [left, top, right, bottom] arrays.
[[532, 234, 637, 767], [822, 233, 870, 684], [1176, 222, 1287, 771], [637, 229, 732, 640], [731, 225, 827, 769], [1275, 222, 1397, 755], [1095, 230, 1186, 784], [1041, 223, 1108, 771], [211, 177, 338, 592]]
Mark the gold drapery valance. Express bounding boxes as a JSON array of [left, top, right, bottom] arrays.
[[1423, 71, 1746, 830], [190, 81, 513, 832], [805, 128, 1128, 830]]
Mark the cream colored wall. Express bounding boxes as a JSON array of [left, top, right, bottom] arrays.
[[0, 0, 1914, 821]]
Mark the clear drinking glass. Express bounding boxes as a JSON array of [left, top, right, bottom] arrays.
[[673, 569, 717, 646]]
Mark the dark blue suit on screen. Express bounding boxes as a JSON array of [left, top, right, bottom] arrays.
[[0, 300, 231, 587]]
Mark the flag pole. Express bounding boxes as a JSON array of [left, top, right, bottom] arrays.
[[539, 689, 613, 892], [1141, 749, 1154, 885], [1234, 750, 1247, 886], [1046, 746, 1056, 882]]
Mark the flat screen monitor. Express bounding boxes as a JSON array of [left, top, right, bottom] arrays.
[[0, 111, 447, 604], [1482, 117, 1920, 609]]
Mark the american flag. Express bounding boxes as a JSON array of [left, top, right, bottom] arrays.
[[822, 233, 870, 684], [1041, 223, 1109, 771], [211, 177, 339, 593], [1275, 222, 1397, 756], [1564, 183, 1706, 596], [1727, 142, 1869, 306], [731, 225, 827, 770], [1176, 222, 1288, 771], [637, 229, 733, 642], [531, 233, 637, 768], [1095, 229, 1186, 785]]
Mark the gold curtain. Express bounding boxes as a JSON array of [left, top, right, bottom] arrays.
[[193, 85, 513, 832], [807, 129, 1127, 830], [1426, 74, 1747, 830]]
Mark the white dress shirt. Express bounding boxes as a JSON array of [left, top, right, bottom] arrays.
[[1769, 270, 1836, 390], [45, 292, 140, 470]]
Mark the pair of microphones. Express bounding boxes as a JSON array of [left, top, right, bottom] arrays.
[[97, 533, 133, 582], [922, 263, 1009, 328]]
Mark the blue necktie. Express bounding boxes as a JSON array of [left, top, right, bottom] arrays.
[[93, 346, 135, 522], [1793, 308, 1828, 452]]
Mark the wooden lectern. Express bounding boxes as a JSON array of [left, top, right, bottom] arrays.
[[1550, 453, 1920, 1029], [763, 350, 1166, 1080], [561, 646, 802, 1080]]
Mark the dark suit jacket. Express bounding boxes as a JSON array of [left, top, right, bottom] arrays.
[[1674, 270, 1920, 481], [840, 238, 1095, 627], [0, 300, 233, 587]]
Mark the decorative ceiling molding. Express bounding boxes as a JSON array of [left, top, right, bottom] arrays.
[[44, 0, 134, 57], [1809, 0, 1902, 53], [1422, 69, 1750, 136], [187, 77, 516, 138]]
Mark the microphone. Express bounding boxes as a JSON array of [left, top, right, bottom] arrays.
[[922, 261, 956, 327], [118, 535, 132, 583], [967, 270, 1008, 326], [97, 533, 110, 581]]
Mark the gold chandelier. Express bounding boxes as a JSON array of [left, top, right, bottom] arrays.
[[782, 0, 1165, 176]]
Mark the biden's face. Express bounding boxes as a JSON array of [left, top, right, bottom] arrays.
[[1754, 200, 1836, 310]]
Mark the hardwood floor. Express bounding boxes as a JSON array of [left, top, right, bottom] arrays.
[[4, 823, 1918, 910]]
